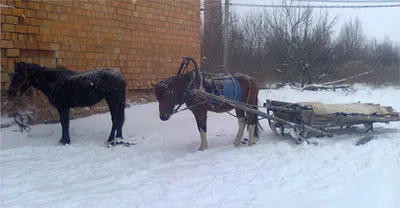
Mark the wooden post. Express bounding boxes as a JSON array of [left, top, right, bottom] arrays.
[[223, 0, 229, 73]]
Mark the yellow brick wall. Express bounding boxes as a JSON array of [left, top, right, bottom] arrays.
[[0, 0, 200, 124], [0, 0, 201, 90]]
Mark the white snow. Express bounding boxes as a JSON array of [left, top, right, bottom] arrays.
[[1, 84, 400, 208]]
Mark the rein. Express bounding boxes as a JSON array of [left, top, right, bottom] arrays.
[[169, 61, 202, 115], [6, 65, 32, 132], [8, 66, 31, 99], [171, 71, 206, 115], [172, 99, 208, 115], [12, 112, 31, 133]]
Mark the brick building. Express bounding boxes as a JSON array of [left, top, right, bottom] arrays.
[[0, 0, 200, 124]]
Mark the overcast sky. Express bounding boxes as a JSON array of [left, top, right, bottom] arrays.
[[205, 0, 400, 44]]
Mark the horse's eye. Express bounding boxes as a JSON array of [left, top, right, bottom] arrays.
[[167, 91, 175, 97]]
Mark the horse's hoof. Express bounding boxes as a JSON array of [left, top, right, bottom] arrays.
[[197, 146, 208, 151], [114, 137, 124, 143], [59, 139, 70, 145], [233, 142, 241, 147]]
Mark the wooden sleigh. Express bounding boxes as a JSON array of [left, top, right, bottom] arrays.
[[264, 100, 400, 145]]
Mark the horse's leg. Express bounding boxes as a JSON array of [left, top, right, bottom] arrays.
[[233, 108, 246, 147], [192, 108, 208, 151], [105, 98, 117, 143], [246, 111, 257, 146], [115, 93, 125, 140], [57, 108, 71, 145], [246, 109, 258, 146], [246, 88, 259, 147]]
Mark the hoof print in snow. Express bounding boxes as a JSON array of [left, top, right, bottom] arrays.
[[107, 140, 136, 148], [241, 138, 257, 145], [241, 138, 248, 145], [306, 140, 318, 146]]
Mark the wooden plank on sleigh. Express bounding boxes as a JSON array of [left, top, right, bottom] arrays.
[[265, 99, 294, 106], [313, 114, 400, 123], [266, 101, 399, 129], [264, 105, 300, 114], [389, 112, 400, 117]]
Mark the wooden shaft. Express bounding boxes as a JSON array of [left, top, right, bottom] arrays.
[[193, 90, 331, 136]]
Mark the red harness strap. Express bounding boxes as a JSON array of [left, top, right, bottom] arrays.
[[9, 66, 30, 92], [23, 66, 30, 85]]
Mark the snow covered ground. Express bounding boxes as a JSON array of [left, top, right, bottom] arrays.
[[1, 84, 400, 208]]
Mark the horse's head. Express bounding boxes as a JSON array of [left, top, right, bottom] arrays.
[[153, 80, 186, 121], [8, 61, 33, 99], [153, 70, 199, 121]]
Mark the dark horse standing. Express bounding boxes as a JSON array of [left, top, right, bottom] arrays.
[[8, 61, 126, 145], [153, 58, 262, 151]]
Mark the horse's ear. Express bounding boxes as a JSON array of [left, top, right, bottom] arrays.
[[14, 61, 21, 72], [161, 83, 168, 88], [8, 72, 14, 78], [14, 60, 26, 74]]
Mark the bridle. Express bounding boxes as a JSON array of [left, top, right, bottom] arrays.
[[170, 72, 202, 114], [6, 65, 32, 133], [157, 82, 189, 115], [160, 72, 203, 115], [9, 66, 30, 99], [158, 57, 204, 116]]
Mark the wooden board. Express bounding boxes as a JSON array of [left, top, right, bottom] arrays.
[[265, 100, 400, 127]]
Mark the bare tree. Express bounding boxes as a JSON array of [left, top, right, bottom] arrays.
[[200, 1, 400, 87], [264, 1, 338, 86], [335, 17, 365, 62]]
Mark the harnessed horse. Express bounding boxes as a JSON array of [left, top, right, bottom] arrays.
[[153, 57, 262, 150]]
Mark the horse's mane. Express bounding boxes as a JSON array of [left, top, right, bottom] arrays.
[[25, 63, 77, 76], [54, 65, 69, 70], [163, 70, 195, 85]]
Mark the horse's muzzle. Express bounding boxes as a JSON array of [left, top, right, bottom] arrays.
[[8, 90, 18, 98], [160, 115, 170, 121]]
